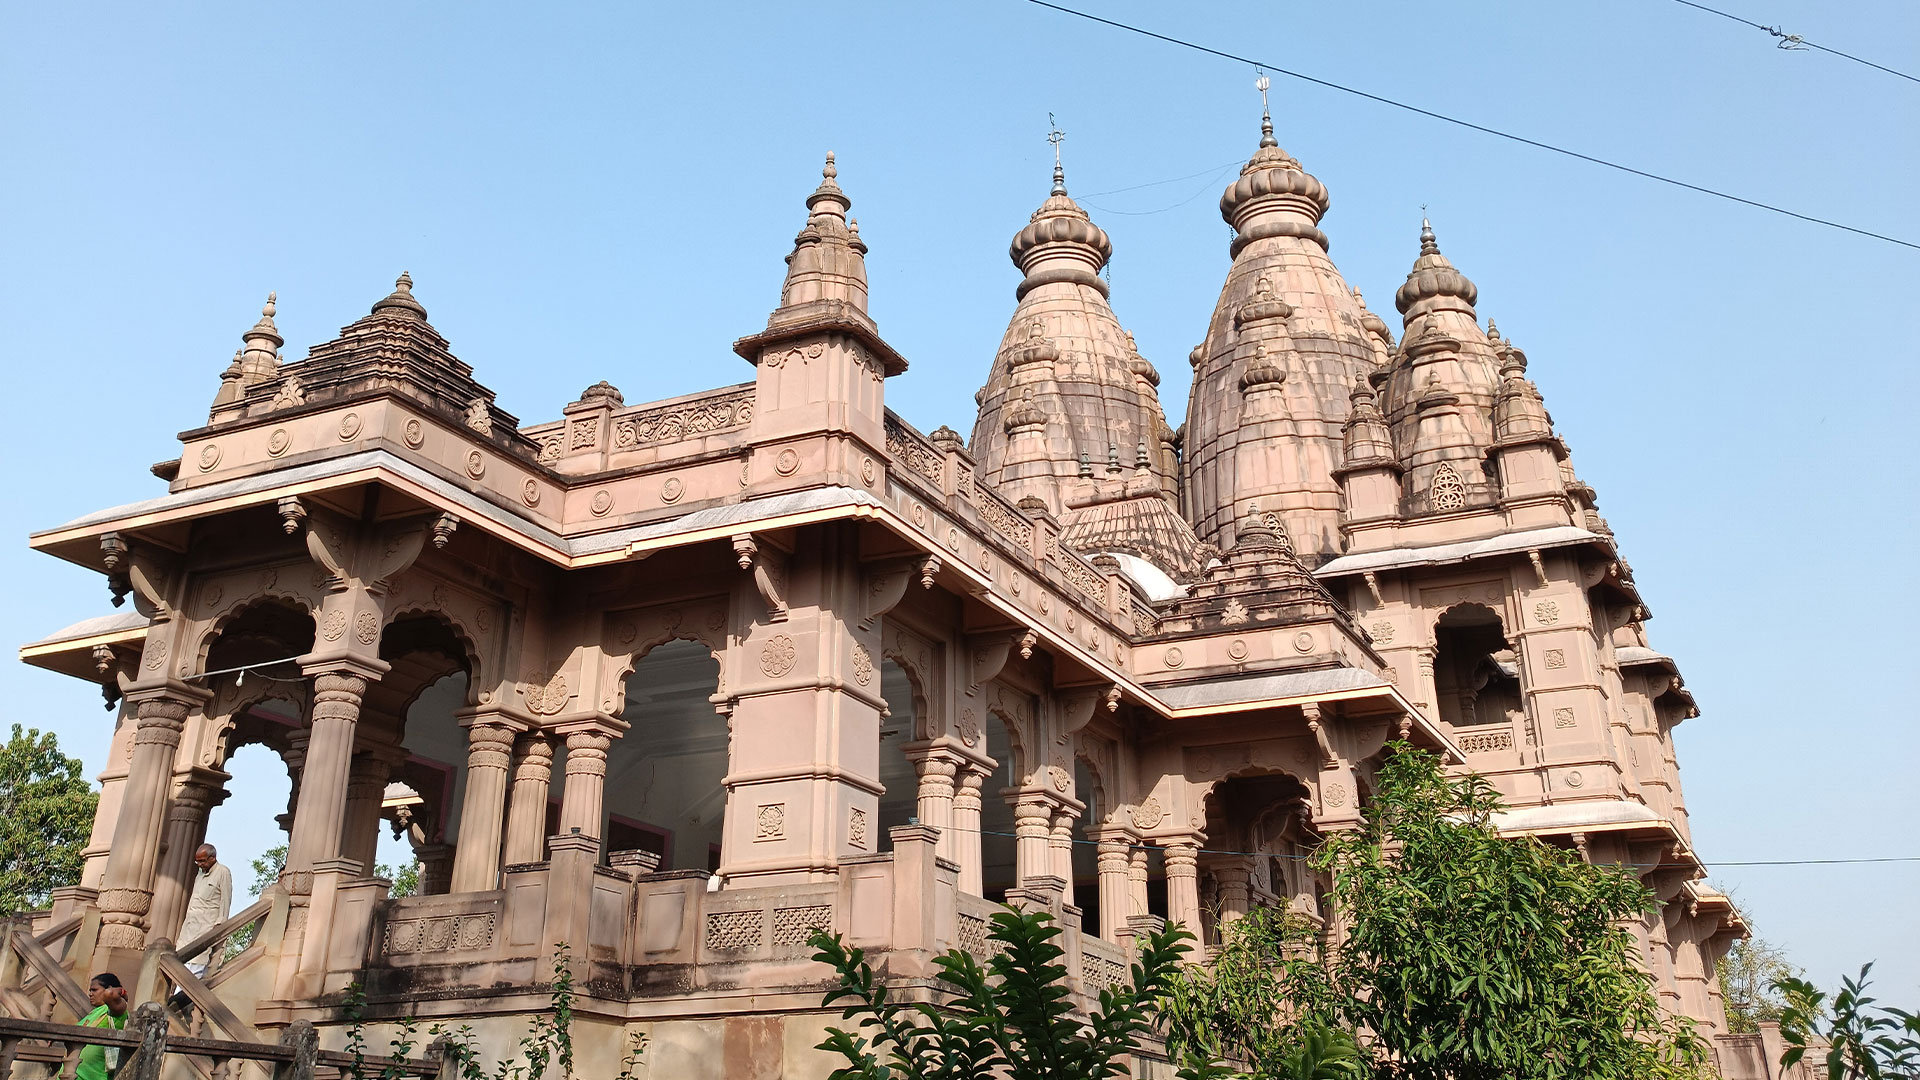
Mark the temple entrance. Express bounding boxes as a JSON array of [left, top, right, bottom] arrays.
[[601, 639, 726, 872], [979, 712, 1019, 902], [1433, 602, 1522, 729], [1201, 771, 1319, 944]]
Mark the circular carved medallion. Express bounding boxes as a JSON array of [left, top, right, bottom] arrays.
[[911, 503, 927, 527], [268, 427, 294, 456], [661, 477, 685, 503], [354, 611, 380, 646], [759, 634, 798, 678], [860, 457, 877, 485], [1565, 770, 1585, 788], [1325, 782, 1349, 808], [339, 413, 362, 440], [403, 418, 425, 448], [475, 607, 494, 634], [320, 610, 348, 642], [590, 489, 613, 516], [465, 451, 486, 479], [1048, 765, 1070, 793], [198, 443, 222, 471], [1293, 630, 1316, 653], [1131, 797, 1164, 830], [1534, 600, 1561, 626], [203, 585, 224, 611], [851, 642, 874, 686], [144, 639, 168, 670], [523, 672, 569, 715], [1227, 639, 1248, 661], [774, 448, 800, 476], [521, 479, 541, 507], [957, 708, 982, 747]]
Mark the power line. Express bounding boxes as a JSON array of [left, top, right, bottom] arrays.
[[1024, 0, 1919, 253], [1667, 0, 1920, 85]]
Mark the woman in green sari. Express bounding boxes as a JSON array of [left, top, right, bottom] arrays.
[[77, 972, 129, 1080]]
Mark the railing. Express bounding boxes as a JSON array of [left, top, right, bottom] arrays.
[[174, 897, 272, 973], [0, 918, 88, 1023], [0, 1006, 444, 1080]]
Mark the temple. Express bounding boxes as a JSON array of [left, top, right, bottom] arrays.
[[12, 108, 1757, 1077]]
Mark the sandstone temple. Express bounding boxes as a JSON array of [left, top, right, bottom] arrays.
[[13, 107, 1760, 1077]]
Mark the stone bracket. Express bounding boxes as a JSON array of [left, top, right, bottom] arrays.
[[965, 633, 1014, 691], [731, 534, 788, 622]]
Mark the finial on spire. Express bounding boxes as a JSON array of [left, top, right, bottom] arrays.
[[263, 291, 277, 318], [1420, 215, 1439, 255], [1256, 72, 1276, 148], [1047, 113, 1067, 196], [823, 151, 837, 181]]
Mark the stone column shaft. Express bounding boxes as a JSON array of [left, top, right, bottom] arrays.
[[96, 697, 192, 951], [1012, 796, 1054, 886], [905, 749, 960, 866], [1213, 858, 1254, 933], [503, 733, 555, 865], [340, 751, 398, 875], [449, 722, 516, 892], [1096, 838, 1133, 941], [285, 673, 368, 878], [953, 767, 987, 896], [558, 730, 612, 843], [148, 775, 227, 944], [1127, 846, 1150, 924], [1163, 839, 1203, 941], [1049, 808, 1078, 884]]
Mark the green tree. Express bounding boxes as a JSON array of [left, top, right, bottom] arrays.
[[1159, 905, 1357, 1078], [0, 725, 98, 913], [1312, 744, 1710, 1080], [247, 842, 416, 898], [1719, 929, 1799, 1033], [1775, 964, 1920, 1079], [808, 906, 1200, 1080]]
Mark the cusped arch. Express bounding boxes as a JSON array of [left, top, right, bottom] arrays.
[[200, 673, 309, 772], [382, 604, 488, 702], [1431, 599, 1509, 637], [605, 602, 729, 716], [983, 687, 1036, 786], [192, 595, 316, 676]]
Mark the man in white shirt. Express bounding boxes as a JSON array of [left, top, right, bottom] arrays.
[[176, 844, 232, 968]]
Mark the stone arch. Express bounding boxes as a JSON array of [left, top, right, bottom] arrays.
[[376, 612, 480, 721], [602, 600, 728, 715], [603, 637, 728, 872], [1431, 601, 1522, 730], [200, 674, 308, 772], [1074, 733, 1118, 827], [381, 603, 488, 706], [193, 596, 315, 678], [880, 645, 933, 742], [983, 685, 1036, 786]]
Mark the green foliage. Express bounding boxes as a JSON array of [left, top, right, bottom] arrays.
[[0, 725, 98, 913], [248, 844, 288, 899], [1775, 964, 1920, 1079], [1312, 743, 1710, 1080], [428, 945, 578, 1080], [1159, 905, 1349, 1076], [1719, 929, 1799, 1034], [809, 906, 1199, 1080], [612, 1031, 648, 1080]]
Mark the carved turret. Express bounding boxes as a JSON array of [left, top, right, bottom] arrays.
[[734, 154, 905, 452], [1334, 374, 1401, 522]]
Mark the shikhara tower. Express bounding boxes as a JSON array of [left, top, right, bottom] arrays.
[[16, 106, 1749, 1079]]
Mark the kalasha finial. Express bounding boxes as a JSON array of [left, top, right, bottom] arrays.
[[1047, 113, 1067, 195], [1420, 216, 1439, 255], [263, 291, 277, 318], [823, 151, 837, 181], [1256, 72, 1277, 148], [396, 271, 413, 292]]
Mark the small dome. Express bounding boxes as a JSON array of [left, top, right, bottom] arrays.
[[1238, 344, 1286, 391], [1394, 220, 1478, 316], [371, 272, 428, 321], [1008, 194, 1113, 273]]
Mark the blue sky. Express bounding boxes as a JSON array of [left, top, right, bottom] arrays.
[[3, 2, 1914, 996]]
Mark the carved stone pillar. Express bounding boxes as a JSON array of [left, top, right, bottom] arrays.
[[558, 729, 613, 843], [1048, 806, 1079, 884], [285, 672, 371, 881], [449, 721, 517, 892], [80, 702, 138, 889], [1094, 834, 1134, 941], [1212, 857, 1254, 932], [148, 770, 229, 944], [952, 766, 987, 896], [1127, 845, 1150, 923], [1012, 795, 1054, 886], [417, 844, 455, 896], [95, 694, 198, 953], [1162, 838, 1203, 940], [902, 745, 959, 865], [340, 749, 400, 875], [503, 733, 555, 865]]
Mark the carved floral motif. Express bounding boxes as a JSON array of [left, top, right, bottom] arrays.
[[1131, 797, 1164, 830], [851, 642, 874, 686], [759, 635, 797, 678], [614, 390, 753, 449]]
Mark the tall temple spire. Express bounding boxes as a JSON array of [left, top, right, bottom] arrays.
[[1180, 82, 1374, 564], [968, 142, 1198, 575]]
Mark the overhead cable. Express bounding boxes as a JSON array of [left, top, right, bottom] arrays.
[[1024, 0, 1919, 252]]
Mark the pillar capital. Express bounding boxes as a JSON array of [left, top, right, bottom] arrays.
[[297, 654, 390, 684]]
